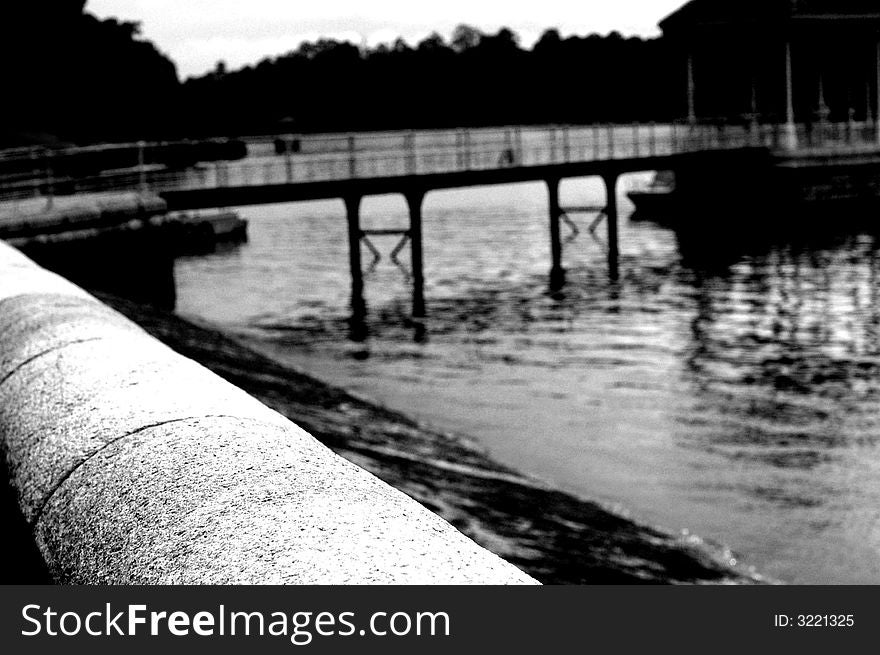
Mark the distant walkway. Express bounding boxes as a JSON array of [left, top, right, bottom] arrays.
[[2, 122, 879, 206], [4, 121, 880, 320]]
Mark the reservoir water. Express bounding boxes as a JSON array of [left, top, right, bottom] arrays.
[[174, 174, 880, 584]]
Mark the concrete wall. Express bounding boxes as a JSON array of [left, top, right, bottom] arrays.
[[0, 243, 536, 584]]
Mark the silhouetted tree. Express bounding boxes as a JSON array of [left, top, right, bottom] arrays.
[[1, 5, 686, 145], [0, 1, 179, 146], [178, 23, 684, 136], [451, 24, 484, 53]]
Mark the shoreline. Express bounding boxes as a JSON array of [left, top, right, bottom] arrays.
[[100, 293, 763, 584]]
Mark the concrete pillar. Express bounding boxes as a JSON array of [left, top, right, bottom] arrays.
[[344, 195, 366, 319], [405, 190, 426, 318], [604, 174, 620, 280], [782, 39, 798, 150], [546, 178, 565, 289]]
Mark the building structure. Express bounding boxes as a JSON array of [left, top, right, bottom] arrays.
[[660, 0, 880, 148]]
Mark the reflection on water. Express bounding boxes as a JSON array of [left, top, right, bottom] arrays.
[[175, 178, 880, 584]]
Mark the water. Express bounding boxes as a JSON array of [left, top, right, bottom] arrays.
[[174, 175, 880, 585]]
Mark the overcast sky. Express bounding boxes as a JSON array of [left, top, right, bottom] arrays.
[[86, 0, 685, 79]]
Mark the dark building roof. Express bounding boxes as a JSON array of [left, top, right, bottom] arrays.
[[660, 0, 880, 38]]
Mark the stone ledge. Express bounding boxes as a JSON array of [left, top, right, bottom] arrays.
[[0, 242, 535, 585]]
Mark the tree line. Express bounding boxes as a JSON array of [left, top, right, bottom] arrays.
[[1, 3, 686, 146]]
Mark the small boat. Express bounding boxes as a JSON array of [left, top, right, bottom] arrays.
[[627, 171, 676, 219]]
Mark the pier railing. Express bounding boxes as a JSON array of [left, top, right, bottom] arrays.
[[1, 121, 878, 204]]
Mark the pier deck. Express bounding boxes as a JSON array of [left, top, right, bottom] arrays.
[[2, 122, 879, 317]]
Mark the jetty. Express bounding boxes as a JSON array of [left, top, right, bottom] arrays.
[[3, 1, 880, 321], [5, 0, 880, 586]]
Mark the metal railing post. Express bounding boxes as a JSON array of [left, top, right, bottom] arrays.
[[348, 134, 357, 178], [632, 122, 640, 157], [563, 125, 571, 163], [593, 123, 601, 159], [45, 150, 55, 210], [407, 131, 417, 175], [286, 137, 294, 182], [137, 141, 148, 195], [29, 148, 39, 198], [515, 125, 524, 166], [607, 124, 615, 158]]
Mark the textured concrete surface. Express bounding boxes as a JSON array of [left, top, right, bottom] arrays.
[[0, 242, 535, 584]]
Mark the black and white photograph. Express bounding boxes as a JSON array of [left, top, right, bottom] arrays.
[[4, 1, 880, 643]]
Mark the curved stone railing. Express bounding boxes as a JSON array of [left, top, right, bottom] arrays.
[[0, 242, 535, 584]]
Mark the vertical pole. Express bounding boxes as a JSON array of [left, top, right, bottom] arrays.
[[818, 74, 829, 147], [593, 123, 601, 159], [750, 75, 760, 145], [632, 122, 640, 157], [407, 131, 417, 175], [550, 127, 557, 163], [348, 134, 357, 178], [406, 190, 426, 318], [876, 37, 880, 144], [607, 124, 615, 158], [563, 125, 571, 163], [750, 75, 758, 117], [848, 106, 857, 145], [464, 129, 472, 170], [29, 148, 39, 198], [45, 151, 55, 210], [687, 51, 697, 125], [782, 38, 798, 150], [515, 125, 524, 165], [546, 177, 565, 289], [345, 195, 366, 319], [285, 139, 294, 182], [137, 141, 147, 195], [604, 174, 619, 281]]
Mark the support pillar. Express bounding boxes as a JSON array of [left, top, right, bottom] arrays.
[[604, 174, 619, 281], [782, 39, 798, 150], [405, 190, 426, 318], [546, 177, 565, 289], [344, 195, 366, 319]]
